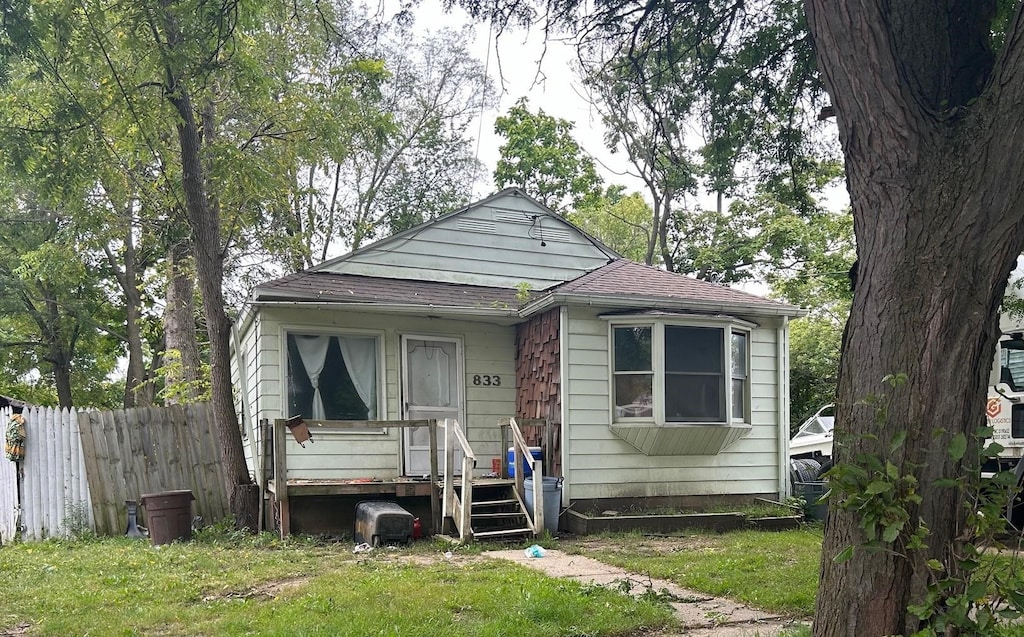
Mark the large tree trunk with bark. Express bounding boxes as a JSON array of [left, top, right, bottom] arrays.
[[169, 89, 258, 528], [42, 288, 75, 410], [806, 1, 1024, 634], [164, 241, 203, 403], [157, 0, 257, 531]]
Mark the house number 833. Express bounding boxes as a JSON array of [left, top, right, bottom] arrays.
[[472, 375, 501, 386]]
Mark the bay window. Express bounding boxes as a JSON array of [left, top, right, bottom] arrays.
[[612, 321, 750, 425]]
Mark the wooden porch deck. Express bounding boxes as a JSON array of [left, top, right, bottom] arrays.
[[265, 416, 546, 540], [267, 477, 514, 498]]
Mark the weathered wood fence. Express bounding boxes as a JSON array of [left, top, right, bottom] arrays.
[[0, 402, 229, 542]]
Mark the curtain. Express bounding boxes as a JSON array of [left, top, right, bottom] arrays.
[[293, 335, 330, 419], [338, 336, 378, 419]]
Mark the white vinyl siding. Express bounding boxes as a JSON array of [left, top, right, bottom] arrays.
[[563, 306, 783, 501], [244, 307, 516, 481], [315, 192, 613, 288]]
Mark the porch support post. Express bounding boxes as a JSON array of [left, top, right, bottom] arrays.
[[428, 419, 440, 534], [273, 418, 290, 538]]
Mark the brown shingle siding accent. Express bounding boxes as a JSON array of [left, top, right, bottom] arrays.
[[515, 308, 561, 476]]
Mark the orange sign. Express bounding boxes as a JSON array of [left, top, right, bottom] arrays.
[[987, 397, 1002, 419]]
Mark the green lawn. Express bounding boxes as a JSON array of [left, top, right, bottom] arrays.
[[0, 530, 675, 637], [564, 527, 824, 616]]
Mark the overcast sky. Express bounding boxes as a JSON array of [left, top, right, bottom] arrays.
[[402, 1, 647, 199], [396, 1, 849, 213]]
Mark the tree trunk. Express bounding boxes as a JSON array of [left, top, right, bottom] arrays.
[[164, 241, 203, 403], [51, 352, 73, 410], [157, 0, 257, 530], [119, 226, 150, 408], [806, 1, 1024, 634], [43, 287, 75, 410], [172, 91, 257, 529]]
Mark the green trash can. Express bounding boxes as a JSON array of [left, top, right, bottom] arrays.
[[140, 490, 194, 545], [796, 481, 829, 521]]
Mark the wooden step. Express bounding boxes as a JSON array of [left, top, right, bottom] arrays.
[[472, 498, 518, 508], [472, 511, 527, 519], [472, 527, 533, 539]]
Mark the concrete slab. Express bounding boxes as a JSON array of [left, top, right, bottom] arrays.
[[484, 548, 809, 636]]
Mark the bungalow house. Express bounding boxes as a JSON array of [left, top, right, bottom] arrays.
[[233, 188, 806, 537]]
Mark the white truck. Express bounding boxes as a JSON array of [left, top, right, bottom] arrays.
[[986, 318, 1024, 528]]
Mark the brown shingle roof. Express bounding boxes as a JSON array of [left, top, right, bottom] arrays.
[[550, 259, 800, 312], [253, 272, 521, 308], [251, 259, 802, 316]]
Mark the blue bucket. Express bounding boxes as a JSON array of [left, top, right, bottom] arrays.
[[508, 447, 542, 477]]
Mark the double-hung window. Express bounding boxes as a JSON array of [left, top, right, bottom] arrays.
[[612, 321, 750, 425], [286, 332, 381, 421]]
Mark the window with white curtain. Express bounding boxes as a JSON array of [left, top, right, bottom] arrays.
[[286, 332, 379, 421]]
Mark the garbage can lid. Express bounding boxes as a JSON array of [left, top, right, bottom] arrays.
[[140, 489, 195, 503]]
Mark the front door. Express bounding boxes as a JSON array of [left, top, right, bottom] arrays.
[[402, 336, 464, 476]]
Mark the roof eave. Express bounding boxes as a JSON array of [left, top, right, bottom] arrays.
[[519, 292, 807, 319], [249, 299, 523, 324]]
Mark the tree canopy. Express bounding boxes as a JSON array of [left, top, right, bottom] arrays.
[[0, 0, 495, 527], [493, 97, 603, 214]]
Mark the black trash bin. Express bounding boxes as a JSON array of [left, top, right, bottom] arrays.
[[354, 501, 414, 546], [140, 490, 194, 545]]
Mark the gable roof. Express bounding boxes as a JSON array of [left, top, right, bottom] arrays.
[[251, 258, 804, 321], [248, 190, 804, 320], [310, 188, 618, 289]]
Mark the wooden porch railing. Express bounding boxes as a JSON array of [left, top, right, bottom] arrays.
[[503, 416, 545, 535], [269, 417, 550, 542], [442, 418, 477, 541]]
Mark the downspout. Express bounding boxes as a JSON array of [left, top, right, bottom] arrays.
[[777, 316, 791, 499], [560, 305, 570, 507]]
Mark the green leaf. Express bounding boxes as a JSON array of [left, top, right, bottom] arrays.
[[889, 430, 906, 454], [948, 432, 967, 461], [1008, 589, 1024, 609], [984, 442, 1004, 456], [958, 558, 980, 571], [906, 533, 927, 550], [965, 581, 987, 600], [881, 524, 901, 543], [925, 559, 944, 571], [833, 545, 855, 563], [865, 481, 892, 495]]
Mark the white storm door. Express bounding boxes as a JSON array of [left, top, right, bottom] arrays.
[[402, 336, 464, 476]]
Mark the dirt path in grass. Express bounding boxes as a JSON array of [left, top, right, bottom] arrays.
[[483, 543, 810, 636]]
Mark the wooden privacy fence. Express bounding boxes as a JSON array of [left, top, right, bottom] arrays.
[[0, 402, 229, 542]]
